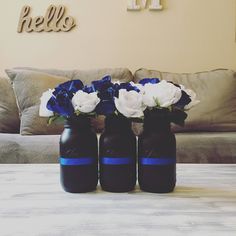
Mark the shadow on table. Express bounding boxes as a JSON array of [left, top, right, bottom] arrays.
[[171, 186, 236, 198], [87, 185, 236, 198]]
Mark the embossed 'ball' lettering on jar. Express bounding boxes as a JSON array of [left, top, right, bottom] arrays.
[[60, 116, 98, 193], [99, 114, 137, 192], [138, 109, 176, 193]]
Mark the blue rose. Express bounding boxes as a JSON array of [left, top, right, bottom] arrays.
[[95, 100, 116, 116], [113, 82, 140, 98], [53, 80, 84, 99], [92, 75, 112, 90], [174, 91, 191, 109], [139, 78, 160, 85], [83, 85, 96, 94], [92, 76, 116, 115], [47, 90, 74, 117]]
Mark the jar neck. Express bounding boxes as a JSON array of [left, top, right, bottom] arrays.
[[143, 109, 171, 133], [104, 114, 132, 133], [65, 115, 91, 130]]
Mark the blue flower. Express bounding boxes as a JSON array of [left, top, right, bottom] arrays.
[[53, 80, 84, 99], [95, 100, 116, 116], [92, 75, 112, 90], [113, 82, 140, 98], [92, 76, 116, 115], [174, 91, 191, 109], [46, 80, 84, 117], [47, 90, 74, 117], [139, 78, 160, 85], [83, 85, 96, 94]]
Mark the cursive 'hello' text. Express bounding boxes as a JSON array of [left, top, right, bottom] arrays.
[[17, 5, 76, 33]]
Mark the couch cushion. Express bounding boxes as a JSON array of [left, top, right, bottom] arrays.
[[134, 68, 162, 82], [12, 67, 133, 83], [176, 132, 236, 163], [0, 134, 60, 163], [8, 67, 75, 80], [72, 68, 133, 84], [134, 69, 236, 132], [0, 133, 235, 163], [0, 77, 20, 133], [6, 70, 69, 135]]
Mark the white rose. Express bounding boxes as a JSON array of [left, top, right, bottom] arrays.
[[180, 85, 200, 110], [72, 90, 100, 113], [39, 89, 54, 117], [143, 80, 182, 108], [114, 89, 146, 118]]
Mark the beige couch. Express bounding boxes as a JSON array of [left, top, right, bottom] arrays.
[[0, 67, 235, 163]]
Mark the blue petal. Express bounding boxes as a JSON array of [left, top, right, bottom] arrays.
[[92, 75, 112, 91], [92, 75, 115, 99], [114, 82, 140, 98], [47, 90, 74, 117], [139, 78, 160, 85], [174, 91, 191, 109], [53, 80, 84, 98], [83, 85, 96, 94], [120, 82, 140, 92], [95, 100, 116, 116], [91, 76, 118, 115]]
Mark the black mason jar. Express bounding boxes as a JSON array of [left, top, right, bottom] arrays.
[[99, 114, 137, 192], [138, 109, 176, 193], [60, 115, 98, 193]]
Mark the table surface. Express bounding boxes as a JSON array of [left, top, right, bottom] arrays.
[[0, 164, 236, 236]]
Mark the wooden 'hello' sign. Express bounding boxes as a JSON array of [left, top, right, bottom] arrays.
[[17, 5, 76, 33]]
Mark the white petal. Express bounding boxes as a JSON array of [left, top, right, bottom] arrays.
[[39, 89, 54, 117], [115, 90, 145, 118], [72, 91, 100, 113]]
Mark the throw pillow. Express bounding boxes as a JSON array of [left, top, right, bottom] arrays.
[[134, 68, 236, 132], [6, 70, 69, 135], [0, 77, 20, 133]]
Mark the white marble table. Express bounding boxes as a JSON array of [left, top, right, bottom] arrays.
[[0, 164, 236, 236]]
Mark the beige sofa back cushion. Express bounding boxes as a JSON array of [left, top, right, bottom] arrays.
[[13, 67, 133, 84], [0, 77, 20, 133], [134, 68, 236, 132], [6, 70, 69, 135], [72, 68, 133, 84]]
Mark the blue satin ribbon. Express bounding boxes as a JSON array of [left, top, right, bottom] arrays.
[[140, 157, 175, 166], [101, 157, 133, 165], [60, 157, 95, 166]]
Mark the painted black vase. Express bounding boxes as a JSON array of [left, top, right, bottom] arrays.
[[60, 116, 98, 193], [138, 109, 176, 193], [99, 114, 137, 192]]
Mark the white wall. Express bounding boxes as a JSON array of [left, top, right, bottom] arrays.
[[0, 0, 236, 76]]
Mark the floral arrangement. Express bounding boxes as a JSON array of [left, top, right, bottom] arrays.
[[39, 75, 199, 125]]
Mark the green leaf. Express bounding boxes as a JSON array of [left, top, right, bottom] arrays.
[[47, 115, 65, 126], [74, 110, 97, 117], [74, 110, 81, 116], [47, 115, 58, 126], [154, 97, 160, 107]]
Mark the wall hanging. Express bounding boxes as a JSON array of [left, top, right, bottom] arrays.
[[127, 0, 163, 11], [17, 5, 76, 33]]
